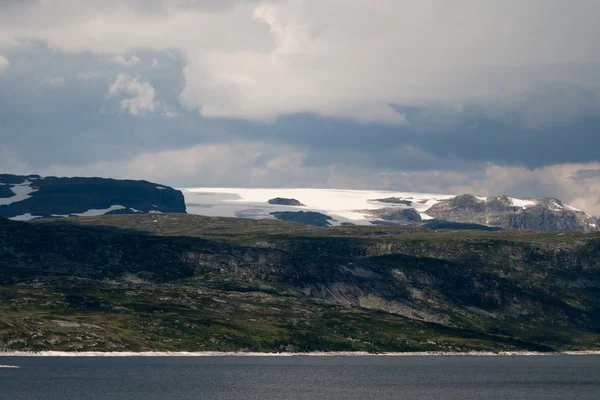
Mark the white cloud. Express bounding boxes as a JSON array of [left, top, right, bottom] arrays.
[[112, 55, 141, 66], [107, 73, 174, 116], [151, 58, 159, 67], [0, 55, 9, 72], [1, 1, 599, 123]]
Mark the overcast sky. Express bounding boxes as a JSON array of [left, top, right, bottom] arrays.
[[1, 0, 600, 214]]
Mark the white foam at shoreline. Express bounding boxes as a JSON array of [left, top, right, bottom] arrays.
[[2, 351, 599, 357]]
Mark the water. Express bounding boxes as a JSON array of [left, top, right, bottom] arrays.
[[1, 356, 600, 399]]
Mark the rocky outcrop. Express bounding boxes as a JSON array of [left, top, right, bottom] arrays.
[[363, 207, 422, 223], [426, 194, 598, 232], [0, 174, 186, 220], [268, 197, 305, 206], [270, 211, 334, 227]]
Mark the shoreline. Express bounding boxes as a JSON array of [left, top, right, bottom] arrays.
[[2, 350, 600, 357]]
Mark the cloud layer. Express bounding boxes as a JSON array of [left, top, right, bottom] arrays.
[[1, 1, 600, 214], [2, 1, 600, 123]]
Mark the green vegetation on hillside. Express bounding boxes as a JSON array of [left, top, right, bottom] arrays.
[[1, 214, 599, 352]]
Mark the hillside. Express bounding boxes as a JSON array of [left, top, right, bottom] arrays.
[[1, 214, 599, 353], [0, 174, 186, 220]]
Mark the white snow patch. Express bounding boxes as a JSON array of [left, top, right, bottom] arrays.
[[564, 204, 582, 213], [589, 223, 597, 228], [419, 212, 434, 221], [510, 198, 536, 208], [71, 205, 126, 217], [549, 201, 565, 212], [149, 210, 162, 214], [51, 214, 70, 218], [130, 208, 143, 213], [180, 188, 455, 225], [0, 180, 38, 206], [156, 186, 167, 190], [9, 213, 42, 221]]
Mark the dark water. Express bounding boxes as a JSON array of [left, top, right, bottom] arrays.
[[1, 356, 600, 400]]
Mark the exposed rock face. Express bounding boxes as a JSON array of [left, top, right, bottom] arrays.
[[426, 194, 598, 232], [0, 174, 186, 220], [270, 211, 334, 227], [268, 197, 305, 206], [364, 207, 422, 223]]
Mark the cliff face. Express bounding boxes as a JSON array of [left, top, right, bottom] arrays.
[[424, 194, 598, 232], [0, 174, 186, 220]]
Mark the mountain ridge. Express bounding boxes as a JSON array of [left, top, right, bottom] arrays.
[[0, 174, 187, 220]]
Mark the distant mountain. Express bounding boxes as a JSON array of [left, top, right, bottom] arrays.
[[180, 188, 598, 232], [0, 174, 186, 220]]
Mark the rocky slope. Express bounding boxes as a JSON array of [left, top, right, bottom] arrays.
[[0, 174, 186, 220], [1, 213, 599, 352], [425, 194, 598, 232]]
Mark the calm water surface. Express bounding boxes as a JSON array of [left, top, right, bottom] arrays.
[[1, 355, 599, 399]]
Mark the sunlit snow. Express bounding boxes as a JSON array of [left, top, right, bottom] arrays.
[[9, 213, 42, 221], [509, 198, 536, 208], [180, 188, 455, 225]]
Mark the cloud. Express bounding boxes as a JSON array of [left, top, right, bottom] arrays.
[[1, 2, 600, 211], [1, 1, 599, 124], [0, 55, 9, 72], [107, 73, 174, 116], [112, 55, 141, 66]]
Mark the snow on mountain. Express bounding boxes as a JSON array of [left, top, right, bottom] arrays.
[[181, 187, 459, 225], [180, 187, 597, 231], [9, 213, 43, 221], [70, 205, 127, 217], [0, 180, 38, 207]]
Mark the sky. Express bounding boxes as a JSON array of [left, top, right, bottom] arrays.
[[1, 0, 600, 214]]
